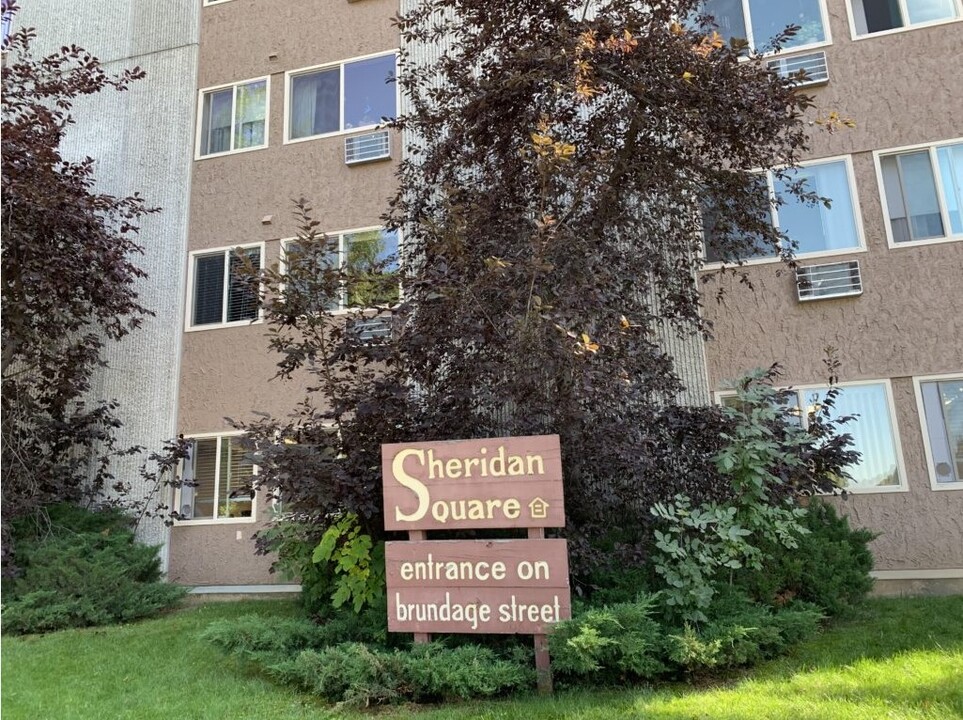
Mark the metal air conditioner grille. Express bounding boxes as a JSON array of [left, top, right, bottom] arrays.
[[348, 316, 392, 345], [796, 260, 862, 301], [344, 130, 390, 165], [767, 51, 829, 87]]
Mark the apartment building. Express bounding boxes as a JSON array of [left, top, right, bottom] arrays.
[[162, 0, 402, 589], [699, 0, 963, 594], [15, 0, 961, 593]]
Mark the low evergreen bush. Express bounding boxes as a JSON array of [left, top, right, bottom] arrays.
[[2, 504, 185, 634], [551, 592, 822, 682], [266, 642, 529, 705], [550, 595, 666, 680], [733, 500, 876, 615]]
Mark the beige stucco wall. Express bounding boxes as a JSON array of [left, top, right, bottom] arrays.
[[703, 9, 963, 573], [166, 489, 279, 586], [181, 0, 401, 426], [170, 0, 400, 586]]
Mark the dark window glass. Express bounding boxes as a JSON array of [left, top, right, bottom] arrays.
[[193, 254, 225, 325]]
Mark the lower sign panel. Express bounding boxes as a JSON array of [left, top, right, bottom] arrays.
[[386, 539, 572, 634], [389, 587, 571, 634]]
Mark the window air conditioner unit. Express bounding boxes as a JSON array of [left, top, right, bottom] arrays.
[[347, 316, 392, 345], [796, 260, 862, 302], [344, 130, 391, 165], [767, 51, 829, 87]]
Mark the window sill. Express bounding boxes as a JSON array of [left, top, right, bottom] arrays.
[[824, 483, 909, 496], [195, 144, 269, 162], [283, 124, 391, 147], [173, 516, 259, 527], [850, 16, 962, 42], [185, 318, 263, 333], [758, 38, 832, 60], [931, 481, 963, 492], [701, 245, 867, 272], [887, 234, 963, 250]]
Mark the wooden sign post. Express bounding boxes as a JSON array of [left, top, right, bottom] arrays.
[[382, 434, 569, 695]]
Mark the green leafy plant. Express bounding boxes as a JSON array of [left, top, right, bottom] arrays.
[[648, 368, 855, 622], [255, 515, 332, 613], [311, 512, 385, 613]]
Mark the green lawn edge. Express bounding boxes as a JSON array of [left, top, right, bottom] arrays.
[[3, 595, 961, 720]]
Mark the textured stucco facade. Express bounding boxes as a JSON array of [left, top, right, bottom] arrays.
[[702, 7, 963, 576], [168, 0, 402, 585], [177, 0, 962, 586], [13, 1, 199, 561]]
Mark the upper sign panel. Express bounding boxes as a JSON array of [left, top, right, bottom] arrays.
[[382, 435, 565, 531]]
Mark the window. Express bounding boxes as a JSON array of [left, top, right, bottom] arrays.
[[286, 53, 397, 142], [850, 0, 960, 36], [705, 157, 862, 262], [179, 435, 256, 521], [197, 77, 269, 157], [877, 141, 963, 246], [187, 245, 262, 329], [718, 381, 906, 492], [282, 228, 400, 310], [915, 375, 963, 489], [696, 0, 829, 52]]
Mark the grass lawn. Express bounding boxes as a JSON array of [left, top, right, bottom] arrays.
[[3, 595, 961, 720]]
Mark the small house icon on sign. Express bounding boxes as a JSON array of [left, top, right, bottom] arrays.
[[528, 497, 549, 519]]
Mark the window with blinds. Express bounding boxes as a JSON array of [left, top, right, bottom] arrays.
[[190, 246, 261, 328], [287, 53, 397, 142], [918, 377, 963, 487], [198, 78, 268, 157], [878, 141, 963, 246], [180, 436, 255, 521], [281, 229, 399, 311], [717, 381, 904, 491]]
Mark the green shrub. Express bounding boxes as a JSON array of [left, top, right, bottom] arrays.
[[205, 612, 530, 705], [734, 500, 876, 616], [202, 602, 395, 662], [400, 643, 532, 701], [2, 504, 185, 635], [254, 517, 332, 614], [270, 643, 403, 705], [549, 595, 666, 681], [583, 567, 654, 606], [259, 642, 528, 705], [549, 592, 822, 681]]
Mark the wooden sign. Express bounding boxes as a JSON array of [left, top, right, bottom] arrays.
[[382, 435, 564, 531], [386, 539, 571, 634]]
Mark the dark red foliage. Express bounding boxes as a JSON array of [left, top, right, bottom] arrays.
[[1, 1, 158, 571]]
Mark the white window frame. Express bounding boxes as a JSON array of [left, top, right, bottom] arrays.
[[845, 0, 962, 40], [873, 137, 963, 249], [194, 76, 271, 160], [698, 0, 833, 56], [283, 50, 399, 145], [913, 373, 963, 491], [175, 431, 259, 526], [185, 242, 265, 332], [714, 378, 908, 494], [702, 154, 867, 268], [280, 226, 403, 313]]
